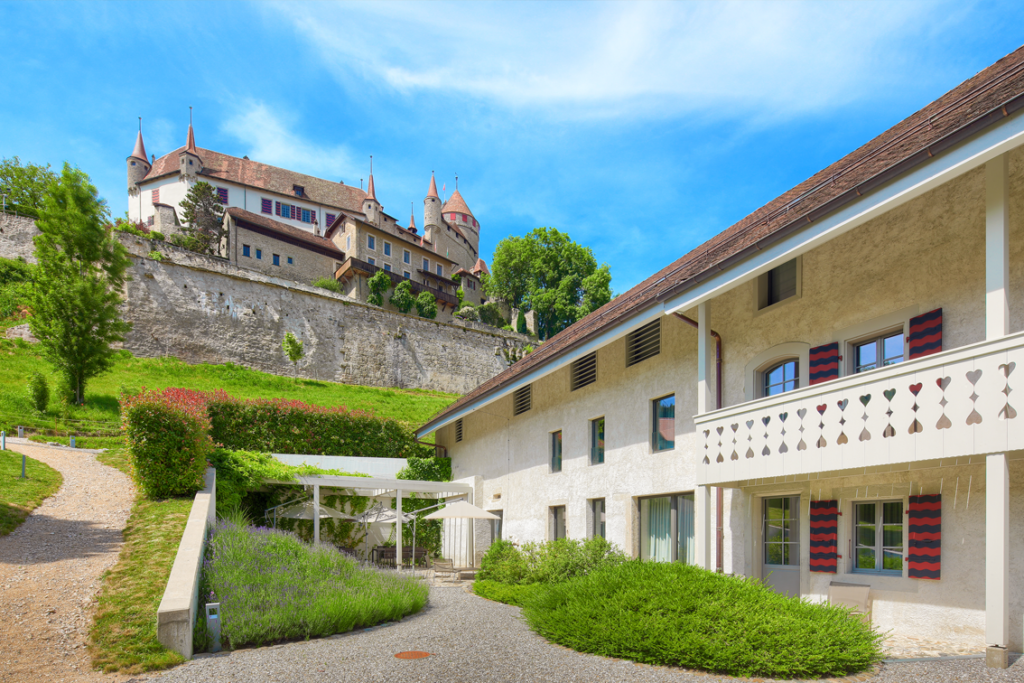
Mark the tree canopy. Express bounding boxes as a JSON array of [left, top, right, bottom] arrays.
[[28, 163, 132, 404], [485, 227, 612, 340], [177, 180, 225, 254], [0, 156, 59, 214]]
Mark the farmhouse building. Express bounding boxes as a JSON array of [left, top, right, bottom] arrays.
[[418, 47, 1024, 663]]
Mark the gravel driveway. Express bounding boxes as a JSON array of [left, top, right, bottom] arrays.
[[0, 440, 134, 683], [155, 584, 1024, 683]]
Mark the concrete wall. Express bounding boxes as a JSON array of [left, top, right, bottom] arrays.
[[157, 467, 216, 660], [0, 213, 39, 263], [118, 234, 530, 394]]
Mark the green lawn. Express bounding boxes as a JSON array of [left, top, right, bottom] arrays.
[[0, 338, 458, 437], [0, 449, 63, 536]]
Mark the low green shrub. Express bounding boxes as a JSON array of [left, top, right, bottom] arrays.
[[0, 256, 32, 286], [473, 579, 543, 607], [414, 290, 437, 319], [367, 270, 391, 306], [195, 520, 428, 650], [479, 536, 627, 585], [120, 388, 213, 498], [147, 250, 164, 261], [476, 302, 506, 328], [523, 561, 884, 679], [26, 371, 48, 412], [312, 277, 341, 293], [149, 230, 165, 241]]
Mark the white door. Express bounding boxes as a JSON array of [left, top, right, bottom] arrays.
[[762, 496, 800, 597]]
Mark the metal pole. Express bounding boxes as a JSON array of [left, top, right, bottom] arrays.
[[20, 453, 26, 479], [1, 431, 5, 451]]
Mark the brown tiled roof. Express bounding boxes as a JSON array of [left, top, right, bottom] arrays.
[[145, 147, 367, 212], [428, 174, 439, 199], [452, 267, 479, 280], [226, 207, 345, 258], [129, 130, 147, 163], [471, 258, 489, 275], [418, 45, 1024, 435], [442, 189, 473, 216], [185, 125, 198, 155], [366, 174, 376, 201]]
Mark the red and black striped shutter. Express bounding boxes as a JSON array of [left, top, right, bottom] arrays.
[[908, 308, 942, 359], [261, 198, 272, 214], [809, 342, 840, 385], [217, 187, 228, 204], [275, 201, 281, 216], [809, 500, 839, 572], [908, 494, 940, 579]]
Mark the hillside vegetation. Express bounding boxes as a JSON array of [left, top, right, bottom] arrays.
[[0, 338, 457, 438]]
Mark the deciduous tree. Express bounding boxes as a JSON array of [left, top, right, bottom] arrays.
[[367, 270, 391, 307], [414, 291, 438, 319], [0, 156, 57, 214], [282, 332, 305, 379], [389, 279, 415, 314]]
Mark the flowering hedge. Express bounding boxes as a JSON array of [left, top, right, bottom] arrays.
[[206, 395, 429, 459], [121, 388, 213, 498]]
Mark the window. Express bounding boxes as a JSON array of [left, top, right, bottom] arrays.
[[758, 259, 798, 309], [216, 187, 228, 205], [590, 417, 605, 465], [854, 332, 904, 374], [854, 501, 904, 574], [436, 264, 443, 276], [293, 185, 304, 197], [368, 235, 376, 250], [764, 497, 799, 567], [272, 254, 280, 266], [368, 257, 376, 266], [384, 264, 392, 272], [325, 213, 336, 226], [403, 250, 411, 265], [287, 256, 293, 265], [455, 418, 464, 443], [490, 510, 503, 543], [147, 215, 154, 226], [384, 241, 392, 257], [763, 359, 799, 397], [626, 319, 661, 367], [277, 202, 293, 218], [242, 244, 251, 258], [423, 258, 430, 271], [450, 213, 457, 220], [652, 395, 675, 452], [404, 271, 411, 279], [261, 198, 272, 214], [255, 249, 262, 260], [590, 499, 606, 539], [550, 430, 562, 472], [641, 494, 694, 562], [151, 188, 160, 204], [570, 352, 597, 390], [473, 219, 478, 228], [346, 236, 351, 251], [513, 384, 532, 416], [551, 505, 566, 540], [301, 208, 312, 223]]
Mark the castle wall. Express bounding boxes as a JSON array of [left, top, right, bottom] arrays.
[[227, 220, 341, 285], [0, 214, 40, 263]]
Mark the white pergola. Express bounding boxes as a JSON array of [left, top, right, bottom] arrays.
[[293, 475, 474, 566]]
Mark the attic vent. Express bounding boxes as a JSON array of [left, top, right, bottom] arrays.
[[455, 418, 464, 443], [626, 319, 661, 367], [512, 385, 532, 416], [570, 352, 597, 391]]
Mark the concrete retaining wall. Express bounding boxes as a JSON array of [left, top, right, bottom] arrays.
[[157, 468, 216, 660]]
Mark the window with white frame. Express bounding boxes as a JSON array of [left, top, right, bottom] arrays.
[[652, 395, 675, 452], [590, 417, 605, 465], [763, 359, 799, 397], [423, 257, 430, 271], [550, 430, 562, 472], [764, 496, 799, 567], [490, 510, 503, 542], [853, 331, 904, 374], [384, 263, 392, 272], [404, 271, 411, 279], [436, 264, 443, 276], [640, 494, 694, 562], [550, 505, 566, 540], [403, 249, 411, 265], [854, 501, 904, 574], [590, 498, 606, 539], [384, 241, 392, 257], [368, 235, 376, 250], [368, 257, 376, 266]]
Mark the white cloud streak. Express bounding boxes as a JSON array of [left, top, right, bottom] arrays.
[[268, 0, 945, 120]]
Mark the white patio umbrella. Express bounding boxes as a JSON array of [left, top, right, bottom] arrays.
[[425, 501, 499, 568], [278, 501, 354, 521]]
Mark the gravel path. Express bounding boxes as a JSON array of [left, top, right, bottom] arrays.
[[0, 440, 135, 683], [154, 584, 1024, 683]]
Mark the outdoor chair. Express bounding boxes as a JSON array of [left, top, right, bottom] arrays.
[[828, 582, 872, 624], [431, 558, 457, 583]]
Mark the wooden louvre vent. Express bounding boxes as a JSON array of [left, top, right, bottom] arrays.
[[512, 384, 532, 416], [455, 418, 464, 443], [571, 352, 597, 391], [626, 319, 661, 367]]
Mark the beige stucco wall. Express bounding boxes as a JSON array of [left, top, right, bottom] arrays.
[[228, 222, 340, 285]]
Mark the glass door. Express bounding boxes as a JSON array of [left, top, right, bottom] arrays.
[[641, 494, 694, 563], [762, 496, 800, 597]]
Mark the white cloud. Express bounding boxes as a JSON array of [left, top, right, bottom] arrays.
[[220, 101, 360, 181], [268, 0, 947, 120]]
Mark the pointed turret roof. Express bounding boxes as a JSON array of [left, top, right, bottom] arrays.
[[443, 188, 473, 217], [366, 173, 376, 201], [409, 210, 416, 230], [427, 173, 439, 199], [129, 130, 148, 163], [472, 258, 489, 275], [185, 123, 198, 155]]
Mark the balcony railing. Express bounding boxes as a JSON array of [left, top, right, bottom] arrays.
[[694, 331, 1024, 486], [335, 257, 458, 307]]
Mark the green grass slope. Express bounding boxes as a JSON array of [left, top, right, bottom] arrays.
[[0, 450, 63, 536]]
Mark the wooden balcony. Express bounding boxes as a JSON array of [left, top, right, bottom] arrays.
[[335, 257, 459, 307], [694, 331, 1024, 486]]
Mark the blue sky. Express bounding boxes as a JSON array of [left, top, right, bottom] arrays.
[[1, 1, 1023, 291]]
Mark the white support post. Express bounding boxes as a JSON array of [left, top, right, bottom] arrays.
[[986, 155, 1010, 340], [697, 302, 712, 415], [313, 484, 320, 545], [986, 453, 1009, 663], [396, 488, 403, 571], [695, 485, 712, 570]]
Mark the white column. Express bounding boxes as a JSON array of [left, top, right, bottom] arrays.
[[395, 488, 403, 571], [313, 484, 320, 544], [986, 453, 1009, 649], [694, 485, 712, 570], [986, 155, 1010, 340], [697, 302, 713, 415]]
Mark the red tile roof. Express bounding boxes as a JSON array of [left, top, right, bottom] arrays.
[[226, 207, 345, 258], [442, 189, 473, 217], [366, 174, 376, 201], [145, 147, 367, 212], [129, 130, 148, 163], [185, 124, 198, 155], [472, 258, 489, 275], [418, 45, 1024, 435], [428, 173, 439, 199]]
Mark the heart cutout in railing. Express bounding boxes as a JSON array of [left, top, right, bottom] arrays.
[[883, 388, 896, 402], [731, 423, 738, 432], [762, 416, 771, 426], [909, 382, 923, 396], [936, 376, 951, 391], [859, 394, 871, 406], [797, 408, 807, 420], [746, 420, 754, 430], [779, 412, 788, 423], [816, 404, 827, 415], [837, 399, 849, 411], [966, 369, 982, 385]]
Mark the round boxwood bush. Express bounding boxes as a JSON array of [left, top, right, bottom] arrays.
[[522, 561, 883, 679]]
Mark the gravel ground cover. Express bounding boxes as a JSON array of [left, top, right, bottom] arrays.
[[0, 439, 135, 683], [154, 584, 1024, 683]]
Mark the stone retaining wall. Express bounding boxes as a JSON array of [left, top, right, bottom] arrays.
[[0, 213, 39, 263]]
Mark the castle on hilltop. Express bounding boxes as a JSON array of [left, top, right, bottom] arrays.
[[126, 120, 490, 315]]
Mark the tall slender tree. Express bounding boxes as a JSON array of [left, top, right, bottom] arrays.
[[29, 164, 132, 404], [177, 180, 225, 254]]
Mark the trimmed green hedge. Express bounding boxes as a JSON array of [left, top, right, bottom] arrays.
[[478, 537, 627, 585], [522, 561, 883, 679], [473, 580, 543, 607]]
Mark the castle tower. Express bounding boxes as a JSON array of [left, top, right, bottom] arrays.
[[126, 119, 150, 196], [178, 109, 202, 182], [423, 172, 442, 242], [442, 179, 480, 254], [362, 158, 380, 226]]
